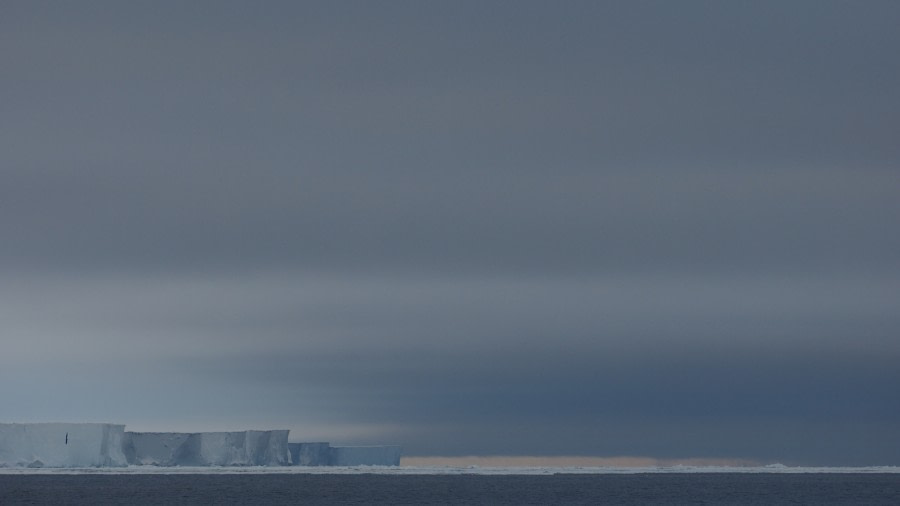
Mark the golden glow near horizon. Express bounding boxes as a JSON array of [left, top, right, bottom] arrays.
[[401, 456, 759, 468]]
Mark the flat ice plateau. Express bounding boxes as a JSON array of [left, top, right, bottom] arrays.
[[0, 465, 898, 475], [1, 423, 399, 467]]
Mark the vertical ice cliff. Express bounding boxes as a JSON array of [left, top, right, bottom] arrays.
[[123, 430, 291, 466], [2, 424, 400, 467], [122, 432, 191, 466], [0, 423, 127, 468]]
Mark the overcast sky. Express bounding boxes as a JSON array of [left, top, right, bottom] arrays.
[[2, 1, 899, 466]]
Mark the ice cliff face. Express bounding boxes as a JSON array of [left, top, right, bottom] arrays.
[[123, 430, 291, 466], [2, 424, 399, 467], [121, 432, 190, 466], [0, 423, 127, 468]]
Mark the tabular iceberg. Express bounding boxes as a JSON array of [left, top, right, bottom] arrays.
[[123, 430, 291, 466], [2, 423, 400, 468], [0, 423, 127, 468]]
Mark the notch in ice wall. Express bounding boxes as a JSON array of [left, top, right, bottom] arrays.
[[0, 423, 127, 468], [288, 442, 330, 466]]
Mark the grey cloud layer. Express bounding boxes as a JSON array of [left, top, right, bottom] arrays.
[[2, 1, 899, 464], [2, 272, 897, 463]]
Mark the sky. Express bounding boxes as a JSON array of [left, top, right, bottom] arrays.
[[1, 1, 899, 466]]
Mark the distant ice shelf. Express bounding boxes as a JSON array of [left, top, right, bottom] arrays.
[[1, 423, 400, 468]]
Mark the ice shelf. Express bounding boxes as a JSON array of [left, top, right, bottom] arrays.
[[123, 430, 291, 466], [1, 423, 400, 468], [0, 423, 127, 468]]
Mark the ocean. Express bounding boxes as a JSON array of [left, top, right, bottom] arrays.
[[1, 473, 899, 505]]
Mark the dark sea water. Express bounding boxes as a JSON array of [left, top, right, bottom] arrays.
[[1, 473, 899, 505]]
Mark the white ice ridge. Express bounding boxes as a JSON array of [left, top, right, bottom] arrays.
[[0, 423, 127, 468], [123, 431, 291, 466]]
